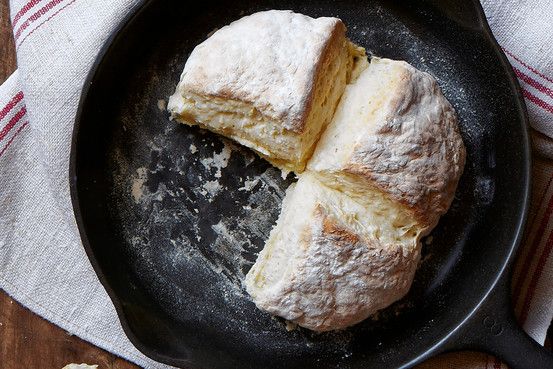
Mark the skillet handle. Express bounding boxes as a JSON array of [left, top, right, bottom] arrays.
[[444, 274, 553, 369]]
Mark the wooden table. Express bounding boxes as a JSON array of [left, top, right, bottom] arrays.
[[0, 2, 139, 368]]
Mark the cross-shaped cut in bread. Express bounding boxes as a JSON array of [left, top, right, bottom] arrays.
[[168, 11, 465, 332]]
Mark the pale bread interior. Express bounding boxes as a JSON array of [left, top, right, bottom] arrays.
[[244, 180, 304, 296], [309, 171, 422, 238], [308, 57, 398, 170]]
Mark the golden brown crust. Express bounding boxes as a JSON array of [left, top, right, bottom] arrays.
[[319, 205, 361, 246]]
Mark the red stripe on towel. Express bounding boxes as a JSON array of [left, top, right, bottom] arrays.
[[0, 91, 24, 121], [522, 88, 553, 115], [504, 48, 553, 85], [514, 67, 553, 99], [14, 0, 67, 41], [17, 0, 78, 48], [0, 106, 27, 142], [12, 0, 44, 27], [0, 121, 29, 158]]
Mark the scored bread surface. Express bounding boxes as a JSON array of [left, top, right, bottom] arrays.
[[169, 11, 466, 332]]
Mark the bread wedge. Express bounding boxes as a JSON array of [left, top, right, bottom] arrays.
[[245, 173, 422, 332], [168, 10, 366, 172], [307, 57, 466, 231]]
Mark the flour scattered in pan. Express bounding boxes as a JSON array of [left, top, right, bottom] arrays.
[[157, 99, 166, 111], [202, 179, 223, 199], [111, 120, 294, 324], [239, 178, 259, 191], [200, 141, 233, 178], [131, 167, 148, 203]]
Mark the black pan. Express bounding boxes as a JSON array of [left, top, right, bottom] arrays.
[[69, 0, 553, 368]]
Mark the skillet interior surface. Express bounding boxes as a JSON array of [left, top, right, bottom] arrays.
[[72, 0, 530, 368]]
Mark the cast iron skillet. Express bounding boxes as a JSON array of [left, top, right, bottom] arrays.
[[70, 0, 553, 368]]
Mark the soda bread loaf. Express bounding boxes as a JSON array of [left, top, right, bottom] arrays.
[[168, 10, 366, 172], [168, 10, 466, 332]]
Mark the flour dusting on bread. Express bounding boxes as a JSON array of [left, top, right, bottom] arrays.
[[168, 10, 367, 172], [166, 10, 466, 332]]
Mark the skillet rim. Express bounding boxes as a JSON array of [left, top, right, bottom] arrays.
[[68, 0, 532, 367], [401, 0, 532, 363]]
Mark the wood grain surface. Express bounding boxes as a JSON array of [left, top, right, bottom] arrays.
[[0, 0, 16, 81], [0, 1, 139, 368]]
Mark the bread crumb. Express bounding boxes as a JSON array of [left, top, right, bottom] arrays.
[[200, 142, 233, 178], [62, 364, 98, 369], [285, 320, 297, 331], [425, 236, 433, 245], [189, 144, 197, 154], [202, 180, 222, 198], [238, 178, 259, 191], [131, 167, 148, 203], [157, 99, 166, 111]]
